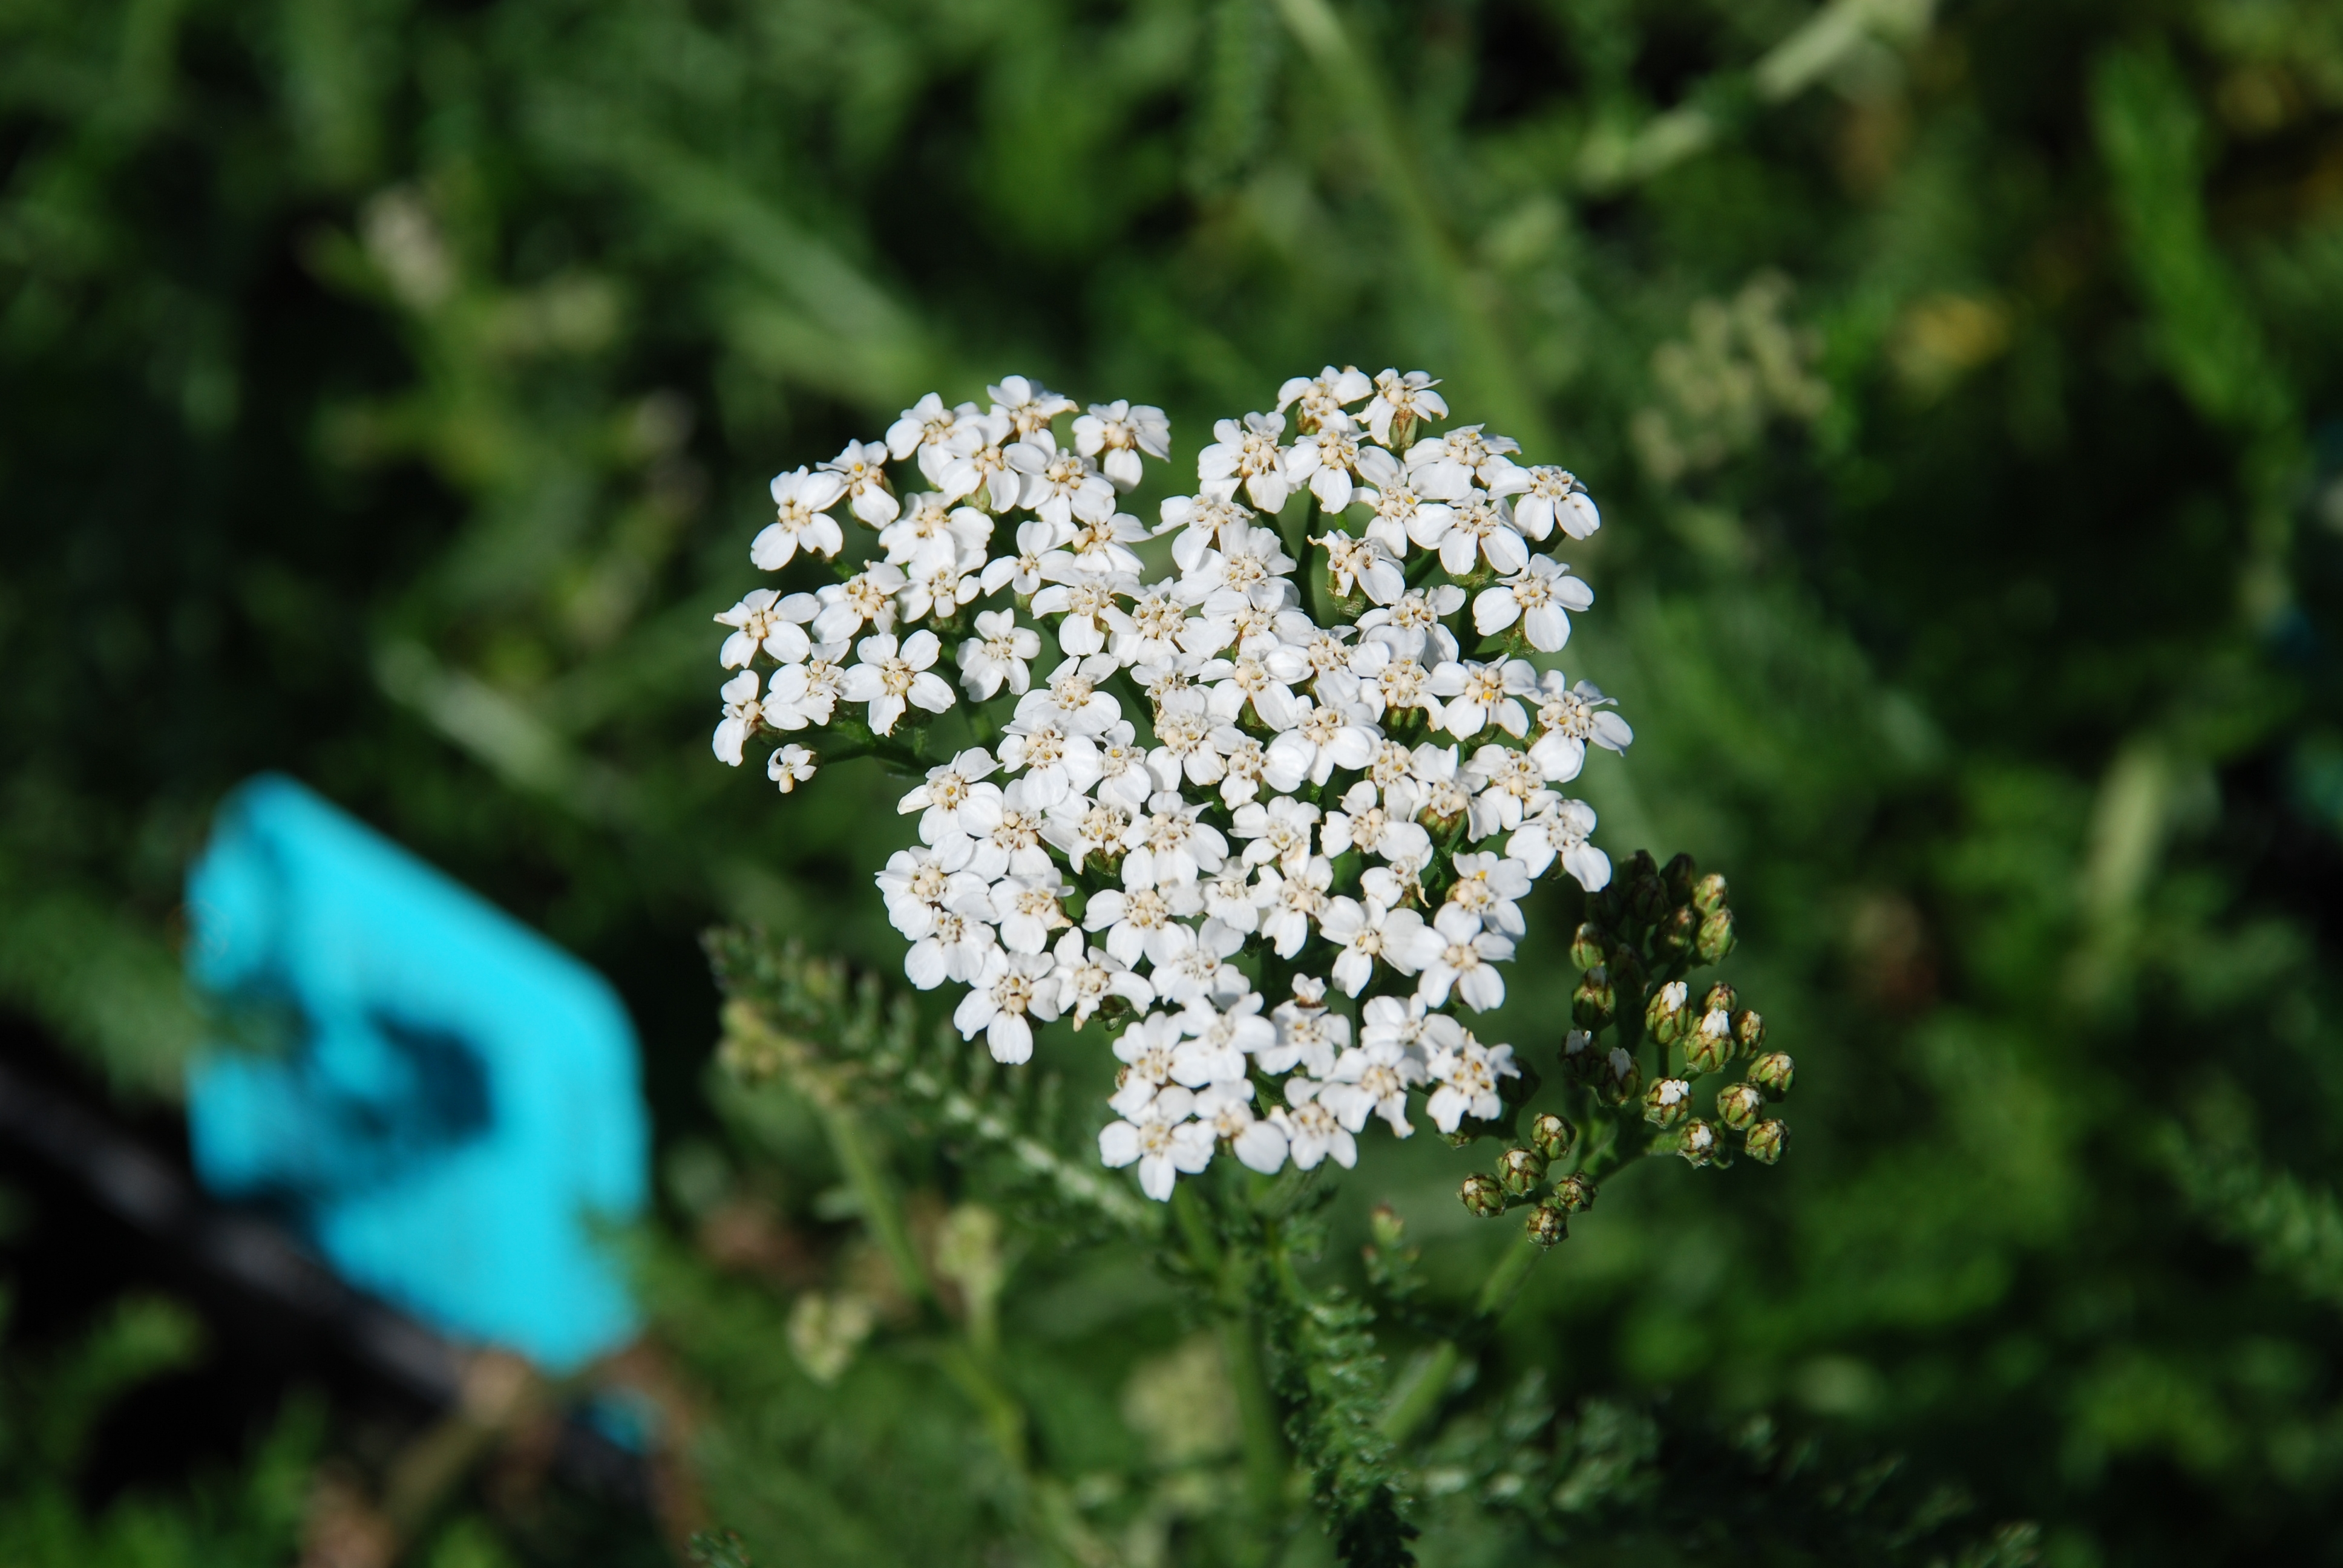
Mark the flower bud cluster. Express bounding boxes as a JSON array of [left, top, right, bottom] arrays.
[[716, 369, 1633, 1200], [1561, 853, 1789, 1169]]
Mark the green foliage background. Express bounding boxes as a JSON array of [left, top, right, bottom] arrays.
[[6, 0, 2343, 1561]]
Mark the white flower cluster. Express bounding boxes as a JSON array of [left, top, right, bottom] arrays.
[[714, 369, 1634, 1201]]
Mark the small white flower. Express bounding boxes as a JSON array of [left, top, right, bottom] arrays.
[[1046, 929, 1154, 1029], [1196, 864, 1261, 933], [1355, 584, 1465, 664], [1121, 795, 1229, 890], [712, 670, 763, 766], [1098, 1087, 1214, 1201], [1228, 795, 1322, 872], [1404, 425, 1524, 502], [905, 909, 997, 991], [876, 843, 980, 941], [1043, 795, 1134, 874], [953, 948, 1060, 1063], [1108, 1010, 1187, 1116], [1323, 1039, 1424, 1136], [1092, 720, 1156, 809], [837, 629, 954, 735], [1197, 412, 1291, 512], [716, 588, 819, 668], [962, 777, 1057, 880], [822, 438, 900, 526], [1251, 855, 1333, 959], [763, 644, 851, 730], [1429, 658, 1536, 742], [989, 374, 1076, 437], [1424, 1033, 1518, 1132], [990, 871, 1075, 953], [1511, 466, 1600, 541], [813, 564, 908, 644], [1178, 990, 1277, 1074], [1285, 420, 1373, 512], [1275, 1080, 1357, 1171], [1009, 427, 1116, 528], [1196, 1080, 1289, 1175], [1146, 920, 1248, 1010], [996, 714, 1103, 810], [1361, 368, 1447, 447], [1312, 531, 1405, 604], [1275, 365, 1374, 432], [1018, 654, 1124, 736], [1260, 985, 1349, 1077], [1508, 797, 1611, 891], [957, 608, 1042, 701], [880, 495, 992, 575], [1030, 571, 1133, 658], [1083, 884, 1196, 966], [1059, 513, 1150, 580], [895, 748, 1001, 846], [1073, 400, 1171, 491], [1473, 557, 1593, 652], [754, 467, 848, 568], [766, 743, 818, 793], [1354, 449, 1450, 558], [1263, 695, 1380, 792], [938, 410, 1023, 511], [885, 391, 960, 465], [1528, 673, 1633, 783], [1103, 581, 1191, 668], [1465, 745, 1546, 836], [1416, 904, 1515, 1011], [1425, 493, 1530, 578], [1318, 897, 1439, 997], [1362, 994, 1449, 1057], [1443, 852, 1534, 937]]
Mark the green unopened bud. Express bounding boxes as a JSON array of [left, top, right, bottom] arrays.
[[1643, 1077, 1693, 1128], [1369, 1203, 1407, 1252], [1460, 1172, 1506, 1218], [1697, 906, 1737, 964], [1601, 1045, 1643, 1105], [1645, 980, 1690, 1044], [1701, 982, 1737, 1016], [1496, 1145, 1548, 1196], [1630, 874, 1670, 924], [1734, 1009, 1766, 1053], [1625, 848, 1659, 884], [1748, 1051, 1795, 1099], [1572, 966, 1616, 1030], [1531, 1112, 1576, 1161], [1561, 1028, 1598, 1082], [1552, 1174, 1597, 1214], [1677, 1119, 1719, 1166], [1570, 923, 1609, 972], [1685, 1008, 1735, 1074], [1525, 1203, 1568, 1248], [1654, 904, 1697, 960], [1692, 872, 1729, 915], [1715, 1081, 1765, 1131], [1745, 1119, 1789, 1164], [1662, 852, 1698, 906]]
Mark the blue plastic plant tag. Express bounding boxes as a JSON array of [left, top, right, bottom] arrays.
[[183, 774, 648, 1371]]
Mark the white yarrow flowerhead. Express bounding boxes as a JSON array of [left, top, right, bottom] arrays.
[[716, 367, 1638, 1203]]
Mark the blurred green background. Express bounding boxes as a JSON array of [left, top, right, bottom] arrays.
[[7, 0, 2343, 1562]]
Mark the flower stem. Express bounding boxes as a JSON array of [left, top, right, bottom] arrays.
[[1173, 1185, 1289, 1534], [815, 1097, 939, 1317], [1377, 1231, 1545, 1445]]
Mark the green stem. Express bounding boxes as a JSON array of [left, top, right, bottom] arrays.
[[816, 1099, 939, 1316], [1378, 1232, 1546, 1445], [1173, 1185, 1288, 1532]]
